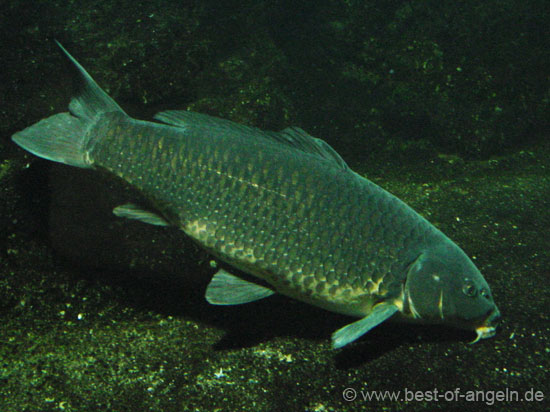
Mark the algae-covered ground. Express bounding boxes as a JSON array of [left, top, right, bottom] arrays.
[[2, 136, 549, 412], [1, 0, 549, 411]]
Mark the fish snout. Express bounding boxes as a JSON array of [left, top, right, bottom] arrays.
[[471, 307, 501, 343], [486, 307, 501, 326]]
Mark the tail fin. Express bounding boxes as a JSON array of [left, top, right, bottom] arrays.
[[11, 41, 127, 168]]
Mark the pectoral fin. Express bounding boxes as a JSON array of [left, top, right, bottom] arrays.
[[205, 269, 275, 305], [332, 303, 398, 349]]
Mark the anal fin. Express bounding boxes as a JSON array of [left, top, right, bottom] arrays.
[[113, 203, 169, 226]]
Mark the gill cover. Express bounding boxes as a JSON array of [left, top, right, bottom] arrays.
[[404, 242, 498, 331], [404, 252, 450, 321]]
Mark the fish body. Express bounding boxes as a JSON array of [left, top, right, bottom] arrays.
[[94, 111, 433, 318], [12, 43, 500, 348]]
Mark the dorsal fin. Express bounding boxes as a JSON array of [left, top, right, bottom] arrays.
[[154, 110, 349, 170], [154, 110, 256, 135], [273, 127, 349, 170]]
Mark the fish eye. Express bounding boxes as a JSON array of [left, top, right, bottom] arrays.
[[462, 279, 477, 297]]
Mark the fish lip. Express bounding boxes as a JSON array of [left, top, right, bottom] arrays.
[[470, 307, 500, 344], [486, 307, 501, 325]]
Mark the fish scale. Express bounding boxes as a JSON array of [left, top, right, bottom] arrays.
[[11, 42, 500, 348], [92, 111, 435, 306]]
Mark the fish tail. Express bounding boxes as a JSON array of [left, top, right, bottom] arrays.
[[11, 41, 127, 168]]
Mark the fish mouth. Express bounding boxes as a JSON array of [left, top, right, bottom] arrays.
[[470, 308, 501, 344]]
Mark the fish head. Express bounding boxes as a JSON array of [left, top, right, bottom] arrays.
[[403, 242, 500, 341]]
